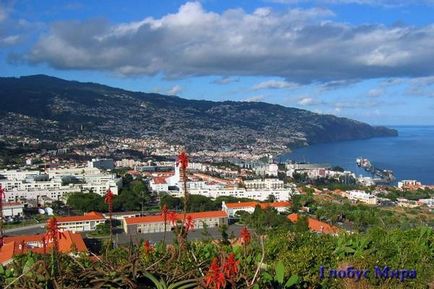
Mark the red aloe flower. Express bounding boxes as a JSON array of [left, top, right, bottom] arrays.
[[168, 211, 177, 226], [143, 240, 153, 254], [45, 217, 65, 251], [204, 258, 226, 289], [223, 253, 239, 279], [104, 188, 114, 209], [0, 184, 5, 199], [177, 151, 189, 171], [184, 215, 194, 232], [161, 204, 168, 219], [0, 184, 5, 248], [42, 235, 47, 254], [239, 226, 251, 245]]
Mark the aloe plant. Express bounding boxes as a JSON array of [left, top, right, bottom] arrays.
[[143, 272, 197, 289], [255, 261, 299, 289]]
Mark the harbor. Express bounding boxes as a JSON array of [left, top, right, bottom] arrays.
[[356, 157, 396, 184]]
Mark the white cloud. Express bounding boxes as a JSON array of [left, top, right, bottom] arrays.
[[253, 80, 298, 90], [243, 95, 265, 102], [167, 85, 182, 95], [24, 2, 434, 84], [297, 96, 319, 106], [267, 0, 434, 7]]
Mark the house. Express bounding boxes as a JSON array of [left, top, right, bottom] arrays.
[[287, 213, 339, 235], [222, 201, 291, 218], [2, 202, 24, 218], [123, 211, 228, 234], [396, 198, 419, 208], [149, 177, 169, 192], [346, 190, 378, 205], [55, 211, 106, 233], [0, 231, 87, 265]]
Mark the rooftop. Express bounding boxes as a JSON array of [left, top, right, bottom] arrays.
[[55, 211, 105, 223], [124, 210, 227, 225], [224, 201, 291, 209], [288, 213, 338, 235], [0, 231, 87, 265]]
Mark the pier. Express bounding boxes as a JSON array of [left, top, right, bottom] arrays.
[[356, 157, 395, 183]]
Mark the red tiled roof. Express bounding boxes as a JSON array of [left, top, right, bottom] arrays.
[[55, 211, 105, 223], [125, 210, 227, 225], [0, 231, 87, 265], [288, 213, 338, 234], [2, 202, 24, 207], [0, 242, 15, 265], [152, 177, 167, 185], [225, 201, 291, 209]]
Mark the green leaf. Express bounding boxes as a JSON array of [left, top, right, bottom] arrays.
[[275, 261, 285, 284], [285, 275, 299, 288], [23, 257, 35, 274], [168, 279, 197, 289], [262, 271, 273, 282], [253, 284, 260, 289]]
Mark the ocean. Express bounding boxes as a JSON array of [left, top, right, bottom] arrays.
[[278, 126, 434, 185]]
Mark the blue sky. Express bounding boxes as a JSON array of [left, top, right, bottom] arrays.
[[1, 0, 434, 125]]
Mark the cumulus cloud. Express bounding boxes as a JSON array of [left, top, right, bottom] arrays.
[[253, 79, 298, 90], [167, 85, 182, 95], [267, 0, 434, 7], [243, 95, 265, 102], [24, 2, 434, 83], [297, 96, 321, 106]]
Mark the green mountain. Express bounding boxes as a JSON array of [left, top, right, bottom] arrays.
[[0, 75, 397, 151]]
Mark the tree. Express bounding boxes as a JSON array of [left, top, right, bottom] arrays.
[[159, 194, 182, 210], [67, 192, 105, 212], [266, 194, 276, 203]]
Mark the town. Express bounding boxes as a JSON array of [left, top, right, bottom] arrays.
[[0, 149, 432, 268]]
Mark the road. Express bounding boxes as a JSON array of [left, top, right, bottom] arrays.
[[4, 223, 46, 236], [4, 222, 247, 246], [87, 224, 246, 245]]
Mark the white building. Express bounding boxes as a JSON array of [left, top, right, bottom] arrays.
[[0, 167, 121, 201], [149, 177, 169, 192], [87, 158, 114, 170], [2, 202, 24, 218], [346, 190, 378, 205], [123, 211, 228, 234], [56, 211, 106, 233], [175, 185, 292, 202], [417, 198, 434, 208], [222, 201, 290, 218], [255, 164, 279, 177], [244, 178, 284, 190], [396, 198, 419, 208], [398, 180, 422, 189]]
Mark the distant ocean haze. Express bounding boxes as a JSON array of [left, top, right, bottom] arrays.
[[279, 126, 434, 185]]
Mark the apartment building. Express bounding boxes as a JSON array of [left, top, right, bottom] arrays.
[[222, 201, 291, 217]]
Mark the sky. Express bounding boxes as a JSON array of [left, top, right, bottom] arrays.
[[1, 0, 434, 125]]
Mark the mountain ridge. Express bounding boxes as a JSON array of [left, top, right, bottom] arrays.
[[0, 75, 398, 153]]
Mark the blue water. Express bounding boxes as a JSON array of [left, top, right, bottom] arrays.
[[279, 126, 434, 184]]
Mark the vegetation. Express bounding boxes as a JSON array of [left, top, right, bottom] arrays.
[[160, 194, 256, 212], [66, 177, 154, 213], [0, 222, 432, 288], [377, 188, 434, 201]]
